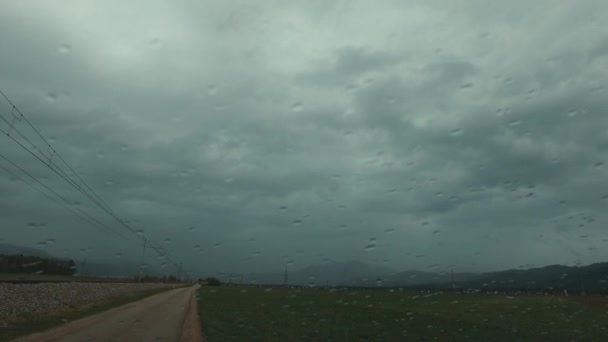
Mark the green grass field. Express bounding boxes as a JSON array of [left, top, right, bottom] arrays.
[[198, 287, 608, 341]]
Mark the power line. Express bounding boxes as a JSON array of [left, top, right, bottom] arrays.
[[0, 151, 132, 241], [0, 116, 114, 216], [0, 88, 176, 268], [0, 90, 141, 237], [0, 92, 117, 217]]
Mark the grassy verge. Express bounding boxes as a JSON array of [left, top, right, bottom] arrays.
[[0, 285, 181, 341], [198, 287, 608, 341]]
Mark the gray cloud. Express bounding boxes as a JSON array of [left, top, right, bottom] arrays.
[[1, 0, 608, 278]]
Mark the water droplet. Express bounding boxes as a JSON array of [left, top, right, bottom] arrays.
[[48, 137, 56, 144], [105, 180, 114, 186], [46, 93, 58, 102], [213, 242, 222, 248], [188, 226, 195, 231], [450, 128, 463, 136], [291, 102, 303, 112], [223, 178, 234, 184], [27, 223, 38, 229], [460, 83, 474, 89], [292, 219, 302, 226], [594, 161, 604, 168], [567, 110, 578, 117], [432, 230, 441, 235], [279, 206, 288, 212], [96, 151, 104, 159], [421, 221, 430, 226], [58, 44, 71, 54], [207, 85, 218, 96], [508, 120, 522, 126], [384, 228, 395, 233], [149, 38, 160, 46]]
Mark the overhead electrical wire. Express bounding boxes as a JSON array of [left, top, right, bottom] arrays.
[[0, 88, 179, 272]]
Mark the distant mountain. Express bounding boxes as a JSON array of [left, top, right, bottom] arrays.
[[240, 260, 394, 286], [77, 259, 171, 278], [240, 261, 608, 293], [0, 243, 52, 258], [386, 270, 481, 287], [0, 244, 163, 278], [456, 263, 608, 293]]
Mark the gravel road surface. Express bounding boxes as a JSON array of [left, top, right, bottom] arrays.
[[15, 284, 202, 341], [0, 282, 178, 320]]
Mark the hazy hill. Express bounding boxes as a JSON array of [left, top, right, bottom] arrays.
[[0, 244, 52, 258], [457, 263, 608, 293]]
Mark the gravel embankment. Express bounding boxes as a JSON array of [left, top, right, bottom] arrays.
[[0, 283, 179, 320]]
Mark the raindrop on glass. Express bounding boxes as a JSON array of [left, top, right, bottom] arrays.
[[46, 93, 58, 102], [508, 120, 522, 126], [58, 44, 71, 54], [291, 102, 303, 112], [450, 128, 462, 137], [460, 83, 473, 89]]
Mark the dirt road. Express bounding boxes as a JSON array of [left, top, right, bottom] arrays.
[[15, 284, 203, 342]]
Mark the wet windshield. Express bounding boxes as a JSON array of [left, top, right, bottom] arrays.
[[1, 1, 608, 341]]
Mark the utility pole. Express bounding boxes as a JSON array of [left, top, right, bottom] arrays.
[[138, 237, 147, 282], [283, 267, 288, 287], [451, 268, 455, 290]]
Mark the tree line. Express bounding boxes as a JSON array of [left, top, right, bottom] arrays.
[[0, 254, 76, 275]]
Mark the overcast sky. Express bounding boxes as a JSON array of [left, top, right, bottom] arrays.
[[1, 0, 608, 277]]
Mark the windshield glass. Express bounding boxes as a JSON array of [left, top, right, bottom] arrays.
[[1, 1, 608, 341]]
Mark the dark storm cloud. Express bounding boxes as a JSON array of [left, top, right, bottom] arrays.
[[1, 0, 608, 276], [298, 46, 404, 85]]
